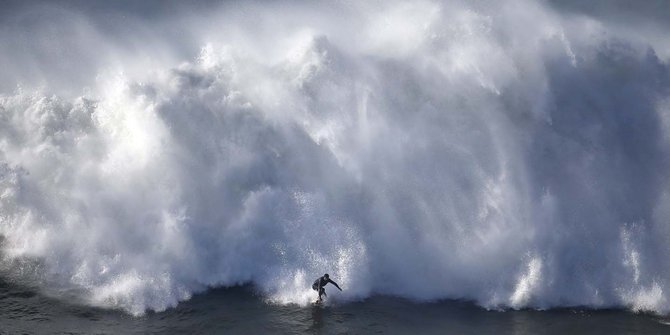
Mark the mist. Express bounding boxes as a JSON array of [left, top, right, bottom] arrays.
[[0, 0, 669, 315]]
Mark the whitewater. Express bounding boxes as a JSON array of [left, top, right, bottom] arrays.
[[1, 0, 669, 316]]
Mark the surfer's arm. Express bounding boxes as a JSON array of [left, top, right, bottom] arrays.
[[329, 279, 342, 291]]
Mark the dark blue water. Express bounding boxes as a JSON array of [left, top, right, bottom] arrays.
[[2, 279, 669, 335]]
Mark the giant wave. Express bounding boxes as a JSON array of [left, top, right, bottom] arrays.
[[1, 0, 669, 315]]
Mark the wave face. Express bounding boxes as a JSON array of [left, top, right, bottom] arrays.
[[1, 0, 670, 315]]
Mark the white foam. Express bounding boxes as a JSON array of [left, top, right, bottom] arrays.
[[0, 0, 669, 315]]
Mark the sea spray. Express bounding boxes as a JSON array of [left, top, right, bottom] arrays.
[[0, 0, 669, 315]]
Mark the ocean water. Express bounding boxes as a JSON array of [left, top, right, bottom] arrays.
[[1, 0, 670, 331], [2, 281, 669, 334]]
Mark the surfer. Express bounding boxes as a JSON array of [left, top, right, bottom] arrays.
[[312, 273, 342, 302]]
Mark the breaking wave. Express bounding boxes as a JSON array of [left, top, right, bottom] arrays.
[[1, 0, 670, 315]]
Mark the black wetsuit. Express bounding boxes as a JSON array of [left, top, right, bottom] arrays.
[[312, 276, 341, 300]]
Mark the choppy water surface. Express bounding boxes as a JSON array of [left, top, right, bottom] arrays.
[[2, 281, 669, 334]]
